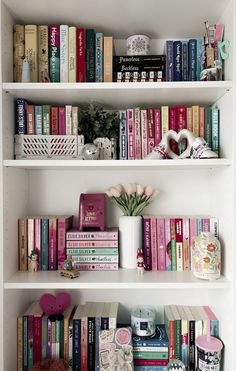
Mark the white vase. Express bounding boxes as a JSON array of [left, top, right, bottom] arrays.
[[119, 216, 142, 269]]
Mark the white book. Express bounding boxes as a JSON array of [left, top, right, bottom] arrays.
[[69, 26, 76, 82], [72, 106, 78, 135], [66, 105, 72, 134], [60, 25, 69, 82]]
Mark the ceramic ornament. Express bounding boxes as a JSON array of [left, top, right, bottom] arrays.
[[21, 58, 31, 82], [80, 143, 99, 160], [126, 34, 150, 56], [144, 129, 218, 160]]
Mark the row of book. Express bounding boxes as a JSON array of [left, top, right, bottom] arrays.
[[66, 228, 119, 271], [18, 216, 73, 271], [14, 24, 114, 83], [142, 217, 218, 271], [16, 99, 82, 135], [17, 301, 119, 371], [119, 105, 220, 160], [164, 305, 219, 370], [133, 325, 169, 369]]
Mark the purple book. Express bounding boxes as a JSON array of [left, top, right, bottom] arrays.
[[143, 217, 152, 270]]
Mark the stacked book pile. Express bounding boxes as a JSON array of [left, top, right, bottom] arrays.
[[164, 305, 219, 370], [113, 55, 166, 82], [18, 215, 73, 271], [119, 105, 220, 160], [133, 324, 169, 371], [66, 227, 119, 271], [142, 216, 218, 271]]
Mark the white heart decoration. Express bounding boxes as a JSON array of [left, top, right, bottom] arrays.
[[144, 129, 218, 160]]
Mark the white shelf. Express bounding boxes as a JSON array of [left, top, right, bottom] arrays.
[[2, 0, 230, 39], [2, 82, 232, 107], [4, 270, 231, 290], [3, 159, 231, 170]]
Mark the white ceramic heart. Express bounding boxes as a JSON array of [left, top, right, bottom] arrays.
[[144, 129, 218, 160]]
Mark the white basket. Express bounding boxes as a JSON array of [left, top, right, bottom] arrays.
[[14, 135, 84, 159]]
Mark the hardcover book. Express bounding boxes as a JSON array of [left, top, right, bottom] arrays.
[[13, 24, 25, 82], [38, 25, 49, 82], [86, 29, 96, 82], [25, 25, 38, 82], [76, 28, 86, 82], [96, 32, 103, 82], [60, 25, 69, 82], [69, 26, 76, 82], [104, 36, 113, 82], [49, 25, 60, 82]]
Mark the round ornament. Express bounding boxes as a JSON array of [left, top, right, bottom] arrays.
[[192, 232, 221, 280], [80, 143, 99, 160], [126, 34, 150, 56]]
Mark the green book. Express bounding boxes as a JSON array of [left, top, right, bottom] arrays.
[[49, 25, 60, 82], [42, 105, 50, 135], [133, 351, 168, 359], [205, 107, 212, 148], [170, 219, 177, 271], [171, 305, 181, 361]]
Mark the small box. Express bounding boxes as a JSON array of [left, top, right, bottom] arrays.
[[78, 193, 105, 231]]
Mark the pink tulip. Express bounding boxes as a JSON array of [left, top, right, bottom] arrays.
[[114, 184, 123, 193], [136, 183, 144, 196], [105, 189, 113, 198], [110, 187, 121, 198], [144, 185, 154, 197]]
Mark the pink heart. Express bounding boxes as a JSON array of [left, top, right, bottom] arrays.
[[39, 292, 71, 315]]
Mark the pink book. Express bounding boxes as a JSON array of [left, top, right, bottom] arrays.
[[147, 108, 155, 154], [175, 218, 183, 271], [28, 218, 34, 268], [127, 109, 135, 160], [154, 108, 161, 146], [50, 106, 59, 135], [67, 240, 118, 248], [34, 315, 42, 363], [169, 107, 178, 154], [150, 218, 157, 271], [76, 28, 86, 82], [74, 263, 118, 271], [49, 218, 57, 270], [157, 218, 166, 271], [202, 218, 210, 232], [34, 218, 41, 271], [143, 217, 152, 270], [134, 107, 141, 159], [199, 107, 205, 138], [165, 218, 171, 271], [189, 218, 198, 270], [141, 109, 148, 158], [58, 106, 66, 135], [66, 227, 118, 241], [187, 107, 193, 132], [58, 215, 73, 269], [182, 218, 190, 271]]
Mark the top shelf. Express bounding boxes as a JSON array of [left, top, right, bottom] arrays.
[[2, 82, 232, 107], [3, 0, 230, 38]]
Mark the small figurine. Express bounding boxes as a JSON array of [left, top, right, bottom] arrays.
[[80, 143, 99, 160], [21, 58, 31, 82], [28, 250, 38, 272], [136, 248, 144, 276], [59, 256, 80, 279]]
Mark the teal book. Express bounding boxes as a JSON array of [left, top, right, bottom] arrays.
[[212, 106, 220, 156], [196, 38, 204, 80], [42, 105, 50, 135], [95, 32, 103, 82], [41, 219, 49, 270], [49, 25, 60, 82], [86, 29, 95, 82], [205, 107, 212, 148]]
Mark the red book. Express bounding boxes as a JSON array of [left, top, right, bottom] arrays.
[[76, 28, 85, 82], [134, 359, 169, 366], [58, 215, 73, 269], [58, 106, 66, 135], [147, 108, 155, 154], [154, 108, 161, 146], [49, 217, 57, 270], [169, 106, 178, 154], [50, 106, 59, 135], [34, 315, 42, 363], [26, 104, 35, 134]]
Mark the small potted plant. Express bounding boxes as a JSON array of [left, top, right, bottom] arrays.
[[79, 103, 119, 159], [105, 183, 159, 269]]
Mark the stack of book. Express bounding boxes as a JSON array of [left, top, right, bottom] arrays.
[[18, 215, 73, 271], [142, 216, 218, 271], [72, 301, 119, 370], [119, 105, 220, 160], [13, 24, 114, 83], [15, 99, 82, 136], [133, 324, 169, 370], [66, 227, 119, 271], [164, 305, 219, 370], [113, 55, 166, 82]]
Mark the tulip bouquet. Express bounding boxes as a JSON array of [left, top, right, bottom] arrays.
[[105, 183, 159, 216]]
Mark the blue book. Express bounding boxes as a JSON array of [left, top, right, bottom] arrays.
[[197, 218, 203, 235], [16, 98, 27, 134], [35, 105, 42, 135], [165, 40, 174, 81], [119, 111, 128, 160], [86, 29, 95, 82], [134, 367, 167, 371], [41, 219, 49, 271], [196, 38, 204, 81], [95, 32, 103, 82], [212, 106, 219, 155], [73, 304, 85, 371], [173, 41, 182, 81], [181, 40, 188, 81], [188, 39, 197, 81], [132, 324, 169, 348]]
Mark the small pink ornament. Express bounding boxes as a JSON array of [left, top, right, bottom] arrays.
[[39, 292, 71, 316]]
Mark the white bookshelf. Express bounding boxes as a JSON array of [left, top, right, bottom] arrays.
[[0, 0, 235, 370]]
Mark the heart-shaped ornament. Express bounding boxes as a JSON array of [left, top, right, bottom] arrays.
[[39, 292, 71, 315]]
